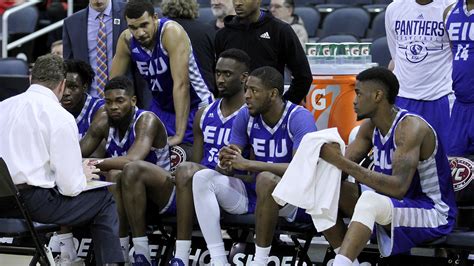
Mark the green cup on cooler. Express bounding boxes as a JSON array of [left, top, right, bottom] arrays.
[[360, 42, 372, 63], [320, 43, 337, 63], [346, 42, 361, 56], [360, 42, 371, 56], [337, 43, 351, 64], [341, 42, 355, 64], [305, 43, 319, 56], [335, 43, 347, 55], [346, 42, 365, 64]]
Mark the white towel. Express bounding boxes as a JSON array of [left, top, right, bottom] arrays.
[[272, 128, 345, 232]]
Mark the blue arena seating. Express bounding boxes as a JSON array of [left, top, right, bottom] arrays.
[[321, 7, 371, 38], [294, 7, 321, 38]]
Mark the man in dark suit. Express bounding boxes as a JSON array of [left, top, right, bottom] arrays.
[[63, 0, 127, 98]]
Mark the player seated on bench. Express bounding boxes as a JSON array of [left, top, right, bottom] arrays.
[[61, 59, 105, 140], [80, 76, 171, 264], [317, 67, 457, 265], [170, 48, 250, 265], [189, 66, 316, 266]]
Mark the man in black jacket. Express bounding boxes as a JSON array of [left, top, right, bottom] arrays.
[[215, 0, 312, 104]]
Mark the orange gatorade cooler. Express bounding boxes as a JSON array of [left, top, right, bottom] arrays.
[[305, 64, 376, 144]]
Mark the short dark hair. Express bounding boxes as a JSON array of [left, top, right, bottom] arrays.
[[249, 66, 284, 96], [64, 59, 95, 87], [356, 66, 399, 104], [31, 54, 66, 90], [125, 0, 155, 19], [161, 0, 199, 19], [219, 48, 251, 72], [104, 76, 135, 96]]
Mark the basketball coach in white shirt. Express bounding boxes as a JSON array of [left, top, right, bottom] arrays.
[[0, 54, 123, 265]]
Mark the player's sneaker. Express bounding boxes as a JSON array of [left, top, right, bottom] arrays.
[[169, 258, 185, 266], [54, 255, 84, 266], [132, 254, 151, 266]]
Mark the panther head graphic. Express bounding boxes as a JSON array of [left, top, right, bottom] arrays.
[[410, 44, 423, 55]]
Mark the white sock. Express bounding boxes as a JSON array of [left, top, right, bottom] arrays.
[[175, 240, 191, 266], [58, 233, 77, 261], [333, 247, 359, 265], [120, 237, 130, 262], [333, 254, 352, 266], [207, 242, 227, 264], [253, 245, 271, 265], [132, 236, 151, 263]]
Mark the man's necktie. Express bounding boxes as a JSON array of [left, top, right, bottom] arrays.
[[96, 13, 107, 98]]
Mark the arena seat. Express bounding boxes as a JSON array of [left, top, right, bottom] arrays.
[[196, 7, 214, 25], [371, 36, 391, 67], [321, 7, 370, 38], [374, 0, 392, 4], [317, 34, 359, 43], [368, 10, 386, 39], [295, 0, 325, 7], [0, 74, 30, 101], [0, 5, 38, 38], [196, 0, 210, 7], [294, 6, 320, 38], [0, 58, 28, 75]]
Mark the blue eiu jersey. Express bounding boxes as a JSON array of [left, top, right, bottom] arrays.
[[371, 109, 456, 256], [446, 0, 474, 103], [230, 101, 317, 164], [105, 107, 171, 170], [130, 17, 213, 112], [199, 99, 243, 169], [77, 94, 104, 139]]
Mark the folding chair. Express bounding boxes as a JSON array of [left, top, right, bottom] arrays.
[[0, 158, 57, 266]]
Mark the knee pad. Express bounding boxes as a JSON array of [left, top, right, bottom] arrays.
[[192, 169, 217, 192], [351, 191, 392, 231]]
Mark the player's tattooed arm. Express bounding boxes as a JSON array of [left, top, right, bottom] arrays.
[[344, 120, 374, 164], [321, 117, 425, 199]]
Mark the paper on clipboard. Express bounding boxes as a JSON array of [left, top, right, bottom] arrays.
[[83, 180, 115, 191]]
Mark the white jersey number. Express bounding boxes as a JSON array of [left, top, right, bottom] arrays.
[[454, 44, 470, 61], [208, 147, 219, 164]]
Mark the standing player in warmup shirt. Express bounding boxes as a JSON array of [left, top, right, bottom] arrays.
[[80, 76, 171, 264], [170, 48, 251, 266], [444, 0, 474, 157], [319, 67, 456, 266], [111, 0, 213, 154], [61, 59, 105, 139], [196, 66, 316, 266], [385, 0, 454, 147]]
